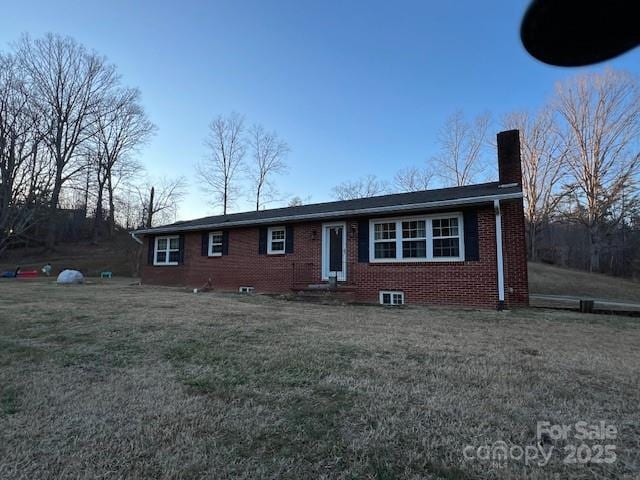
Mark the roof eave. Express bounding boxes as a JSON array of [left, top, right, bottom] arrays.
[[132, 191, 523, 235]]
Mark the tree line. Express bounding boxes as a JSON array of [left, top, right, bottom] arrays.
[[0, 33, 186, 256], [516, 70, 639, 276], [328, 69, 640, 277]]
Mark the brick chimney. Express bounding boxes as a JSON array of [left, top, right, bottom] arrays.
[[497, 129, 522, 185]]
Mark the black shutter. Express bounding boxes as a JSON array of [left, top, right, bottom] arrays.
[[258, 227, 268, 254], [147, 236, 155, 265], [201, 232, 209, 256], [463, 209, 479, 261], [358, 219, 369, 262], [285, 225, 294, 254], [222, 231, 229, 255], [178, 234, 185, 264]]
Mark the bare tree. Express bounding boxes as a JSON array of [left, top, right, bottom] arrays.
[[134, 176, 187, 228], [247, 124, 289, 210], [554, 69, 640, 272], [431, 111, 491, 186], [331, 174, 389, 200], [288, 196, 304, 207], [17, 33, 119, 247], [0, 34, 160, 253], [503, 109, 568, 260], [393, 166, 433, 192], [196, 113, 245, 214], [91, 87, 154, 238], [0, 53, 45, 255]]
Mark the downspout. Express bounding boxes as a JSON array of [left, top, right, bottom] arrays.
[[130, 231, 143, 245], [494, 199, 505, 310]]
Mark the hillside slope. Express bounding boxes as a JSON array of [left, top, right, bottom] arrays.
[[0, 232, 140, 278], [528, 262, 640, 303]]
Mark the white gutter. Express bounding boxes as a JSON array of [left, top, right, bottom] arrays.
[[130, 231, 143, 245], [494, 199, 505, 309], [132, 191, 523, 236]]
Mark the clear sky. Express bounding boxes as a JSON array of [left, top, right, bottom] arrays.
[[3, 0, 640, 220]]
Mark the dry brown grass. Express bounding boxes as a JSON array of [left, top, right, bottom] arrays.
[[529, 262, 640, 303], [0, 279, 638, 479]]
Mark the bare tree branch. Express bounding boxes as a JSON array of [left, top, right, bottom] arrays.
[[431, 111, 491, 186], [91, 87, 155, 239], [393, 166, 433, 192], [331, 174, 389, 200], [0, 52, 47, 254], [16, 33, 120, 247], [503, 108, 569, 260], [196, 113, 245, 214], [554, 69, 640, 271], [247, 124, 289, 210], [128, 176, 187, 228]]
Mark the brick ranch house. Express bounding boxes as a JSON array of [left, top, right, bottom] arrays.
[[132, 130, 528, 309]]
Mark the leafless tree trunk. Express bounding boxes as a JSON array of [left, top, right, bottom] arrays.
[[92, 149, 107, 242], [554, 69, 640, 272], [196, 113, 245, 214], [146, 186, 155, 229], [134, 177, 186, 228], [503, 109, 569, 260], [393, 166, 433, 192], [17, 33, 118, 248], [80, 154, 94, 216], [91, 87, 154, 238], [247, 124, 289, 210], [431, 111, 491, 186], [331, 175, 389, 200]]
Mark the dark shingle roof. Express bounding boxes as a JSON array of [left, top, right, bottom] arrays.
[[134, 181, 521, 234]]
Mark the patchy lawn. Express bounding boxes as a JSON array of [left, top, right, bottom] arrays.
[[0, 279, 638, 479]]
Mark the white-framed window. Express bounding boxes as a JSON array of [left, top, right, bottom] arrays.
[[432, 217, 460, 258], [369, 213, 464, 262], [373, 222, 397, 259], [209, 231, 223, 256], [154, 235, 180, 266], [402, 220, 427, 258], [267, 226, 286, 254], [379, 291, 404, 305]]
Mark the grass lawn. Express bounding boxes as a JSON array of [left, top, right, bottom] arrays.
[[528, 262, 640, 303], [0, 280, 638, 479]]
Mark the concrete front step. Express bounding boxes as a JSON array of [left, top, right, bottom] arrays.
[[291, 289, 356, 304]]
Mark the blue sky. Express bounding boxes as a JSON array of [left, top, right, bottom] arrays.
[[3, 0, 640, 220]]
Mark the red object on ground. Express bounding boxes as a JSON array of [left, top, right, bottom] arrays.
[[17, 270, 38, 278]]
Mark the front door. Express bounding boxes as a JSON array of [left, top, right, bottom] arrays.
[[322, 223, 347, 281]]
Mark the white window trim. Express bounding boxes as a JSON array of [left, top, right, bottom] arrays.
[[379, 290, 405, 305], [267, 226, 286, 255], [369, 213, 465, 263], [154, 235, 180, 266], [209, 231, 223, 257]]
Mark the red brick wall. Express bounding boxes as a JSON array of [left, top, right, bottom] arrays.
[[143, 222, 324, 293], [501, 199, 529, 306], [141, 202, 529, 308]]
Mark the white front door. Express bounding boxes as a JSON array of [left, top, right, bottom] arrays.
[[322, 222, 347, 281]]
